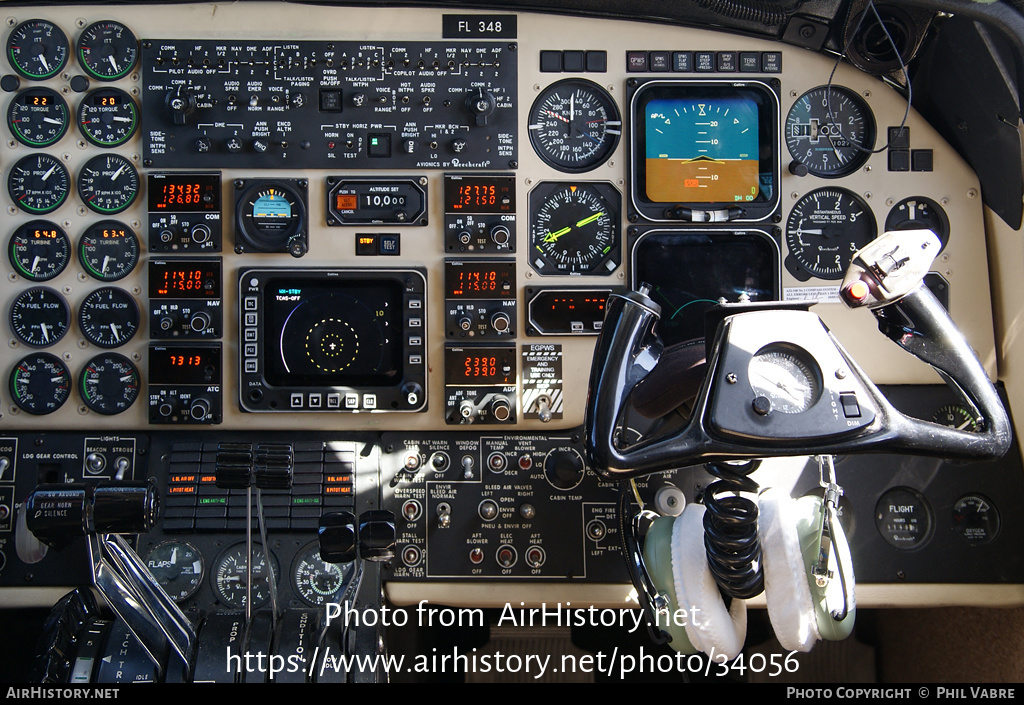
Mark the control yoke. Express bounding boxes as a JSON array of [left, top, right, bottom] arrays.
[[585, 229, 1012, 481]]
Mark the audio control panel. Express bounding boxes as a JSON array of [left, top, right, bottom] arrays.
[[140, 39, 518, 170]]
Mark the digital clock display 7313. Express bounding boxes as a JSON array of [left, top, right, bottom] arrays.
[[149, 345, 221, 385]]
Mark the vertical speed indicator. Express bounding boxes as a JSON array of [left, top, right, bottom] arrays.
[[785, 188, 876, 281]]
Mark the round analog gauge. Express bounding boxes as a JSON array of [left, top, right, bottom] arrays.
[[77, 154, 139, 214], [6, 19, 69, 80], [9, 286, 70, 347], [9, 220, 70, 281], [8, 153, 71, 214], [77, 88, 138, 147], [875, 487, 932, 550], [785, 188, 877, 280], [932, 404, 980, 432], [292, 542, 353, 607], [7, 88, 69, 148], [952, 494, 999, 544], [77, 286, 139, 348], [528, 79, 621, 173], [79, 352, 140, 415], [884, 197, 950, 253], [145, 540, 204, 602], [748, 345, 821, 414], [9, 351, 71, 414], [235, 181, 307, 252], [78, 220, 139, 281], [785, 86, 876, 178], [77, 21, 138, 81], [528, 181, 621, 275], [213, 543, 280, 609]]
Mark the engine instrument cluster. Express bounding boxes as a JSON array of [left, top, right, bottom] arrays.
[[0, 2, 1015, 632]]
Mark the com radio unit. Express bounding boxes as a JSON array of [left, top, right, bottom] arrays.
[[238, 268, 427, 413]]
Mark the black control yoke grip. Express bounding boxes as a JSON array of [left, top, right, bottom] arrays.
[[842, 231, 1011, 459], [584, 230, 1011, 480]]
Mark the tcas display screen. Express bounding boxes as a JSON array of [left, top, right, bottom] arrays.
[[262, 278, 403, 388]]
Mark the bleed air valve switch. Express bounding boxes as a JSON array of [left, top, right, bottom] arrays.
[[25, 481, 159, 549]]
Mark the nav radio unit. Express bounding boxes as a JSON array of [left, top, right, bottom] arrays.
[[238, 268, 427, 413]]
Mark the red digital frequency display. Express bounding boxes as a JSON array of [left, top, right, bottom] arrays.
[[147, 172, 220, 212], [149, 346, 220, 385], [444, 347, 516, 385], [148, 260, 222, 299], [444, 260, 515, 299], [443, 175, 515, 213]]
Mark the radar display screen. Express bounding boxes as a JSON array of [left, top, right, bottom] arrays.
[[262, 278, 403, 387]]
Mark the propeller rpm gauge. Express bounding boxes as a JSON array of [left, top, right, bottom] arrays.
[[77, 153, 140, 214], [528, 79, 621, 173], [8, 153, 71, 214]]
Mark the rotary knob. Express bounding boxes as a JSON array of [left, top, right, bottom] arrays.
[[466, 87, 496, 126], [490, 312, 511, 334], [165, 86, 196, 125], [489, 397, 512, 422], [189, 397, 211, 421], [543, 448, 585, 491]]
